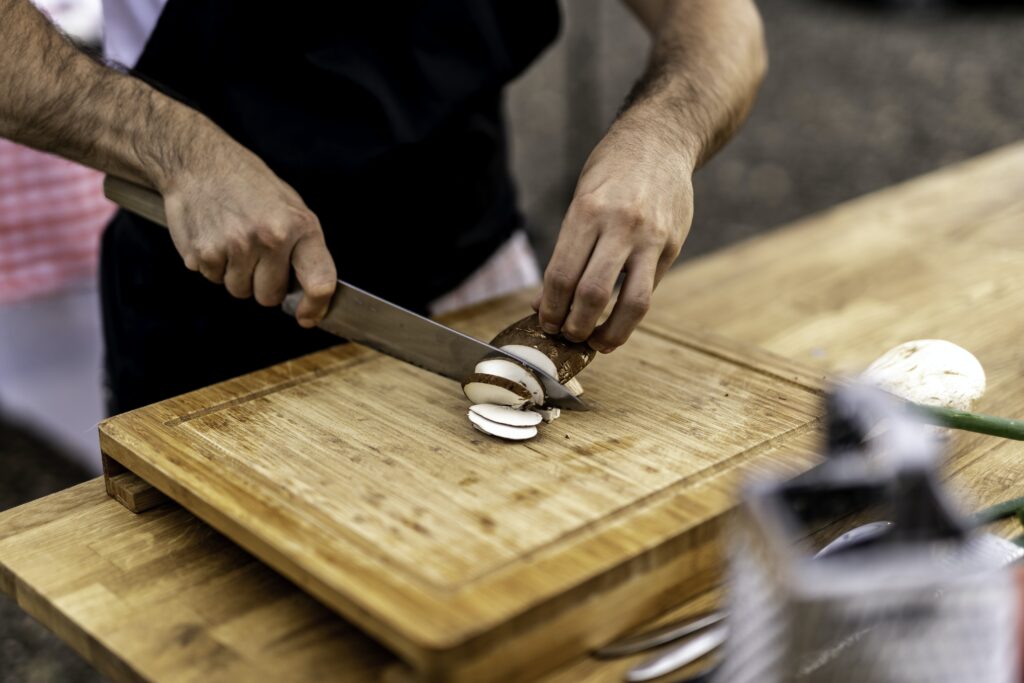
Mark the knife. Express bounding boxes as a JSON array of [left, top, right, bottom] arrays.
[[103, 176, 587, 410]]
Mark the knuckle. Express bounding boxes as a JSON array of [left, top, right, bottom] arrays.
[[577, 281, 611, 308], [255, 288, 286, 307], [290, 208, 319, 235], [222, 231, 250, 258], [544, 268, 574, 296], [623, 292, 651, 316], [635, 222, 669, 249], [561, 323, 586, 341], [571, 193, 607, 221], [196, 245, 222, 267], [604, 330, 630, 348], [225, 281, 250, 299], [256, 224, 289, 250], [660, 245, 682, 269], [612, 205, 646, 229]]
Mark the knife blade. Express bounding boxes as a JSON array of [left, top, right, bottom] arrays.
[[103, 176, 587, 410], [280, 282, 586, 409]]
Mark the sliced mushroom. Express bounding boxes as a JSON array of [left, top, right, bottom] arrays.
[[490, 314, 596, 383], [469, 404, 543, 427], [563, 377, 584, 397], [462, 373, 532, 408], [500, 344, 558, 378], [468, 411, 538, 441], [532, 406, 561, 423], [474, 358, 544, 405]]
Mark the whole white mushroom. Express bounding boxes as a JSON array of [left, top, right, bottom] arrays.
[[860, 339, 986, 411]]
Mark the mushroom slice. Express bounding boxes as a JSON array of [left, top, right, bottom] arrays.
[[474, 358, 544, 405], [532, 406, 561, 423], [490, 314, 596, 383], [470, 404, 543, 427], [468, 411, 538, 441], [563, 377, 584, 397], [500, 344, 559, 378], [462, 373, 532, 408]]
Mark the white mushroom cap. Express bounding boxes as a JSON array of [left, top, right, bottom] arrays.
[[474, 358, 544, 405], [469, 404, 543, 427], [468, 411, 538, 440], [860, 339, 986, 411]]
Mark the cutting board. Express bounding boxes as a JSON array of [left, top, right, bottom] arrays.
[[98, 293, 826, 682]]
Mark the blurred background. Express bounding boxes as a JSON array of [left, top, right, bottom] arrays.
[[2, 0, 1023, 680]]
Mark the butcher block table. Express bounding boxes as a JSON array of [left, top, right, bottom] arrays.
[[3, 140, 1024, 682]]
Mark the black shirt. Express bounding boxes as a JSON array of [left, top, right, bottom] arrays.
[[100, 1, 560, 412]]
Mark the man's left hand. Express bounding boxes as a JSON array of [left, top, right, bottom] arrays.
[[534, 116, 696, 353]]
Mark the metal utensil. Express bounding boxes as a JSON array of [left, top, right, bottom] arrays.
[[624, 625, 728, 683], [102, 176, 587, 410], [597, 520, 894, 662], [595, 611, 726, 659]]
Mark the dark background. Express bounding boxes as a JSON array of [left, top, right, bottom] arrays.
[[3, 0, 1023, 680]]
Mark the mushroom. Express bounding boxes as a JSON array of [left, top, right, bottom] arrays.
[[490, 314, 596, 384], [461, 373, 532, 408], [469, 404, 543, 427], [462, 314, 595, 441], [468, 411, 538, 441], [860, 339, 986, 411]]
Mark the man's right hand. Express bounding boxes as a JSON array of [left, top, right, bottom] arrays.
[[160, 140, 337, 328], [0, 0, 337, 327]]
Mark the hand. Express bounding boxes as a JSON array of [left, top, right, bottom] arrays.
[[534, 116, 696, 353], [159, 134, 337, 328]]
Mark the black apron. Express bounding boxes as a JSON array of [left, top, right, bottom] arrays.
[[100, 1, 559, 413]]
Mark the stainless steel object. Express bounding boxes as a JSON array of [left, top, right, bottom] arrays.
[[624, 625, 728, 683], [595, 611, 726, 659], [599, 521, 894, 663], [102, 176, 587, 410], [281, 283, 587, 410], [716, 384, 1019, 683]]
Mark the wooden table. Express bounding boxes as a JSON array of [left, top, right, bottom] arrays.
[[3, 141, 1024, 682]]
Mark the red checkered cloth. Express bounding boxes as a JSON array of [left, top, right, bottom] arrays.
[[0, 139, 115, 304]]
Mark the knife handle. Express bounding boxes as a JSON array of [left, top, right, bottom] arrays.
[[103, 176, 169, 228]]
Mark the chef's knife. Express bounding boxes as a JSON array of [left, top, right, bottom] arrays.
[[103, 176, 587, 410]]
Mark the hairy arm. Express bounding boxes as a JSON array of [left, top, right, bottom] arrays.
[[0, 0, 335, 325], [535, 0, 766, 352], [622, 0, 766, 167]]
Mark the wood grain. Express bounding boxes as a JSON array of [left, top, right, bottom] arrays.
[[0, 480, 395, 683], [0, 478, 730, 683], [98, 295, 824, 681], [645, 140, 1024, 485], [3, 141, 1024, 683]]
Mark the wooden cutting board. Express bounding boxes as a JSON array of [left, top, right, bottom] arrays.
[[98, 294, 826, 682]]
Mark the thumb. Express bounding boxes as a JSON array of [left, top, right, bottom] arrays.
[[291, 233, 337, 327]]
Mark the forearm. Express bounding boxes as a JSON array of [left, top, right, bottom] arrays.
[[0, 0, 216, 189], [621, 0, 767, 169]]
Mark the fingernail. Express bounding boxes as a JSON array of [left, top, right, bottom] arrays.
[[542, 323, 560, 335]]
